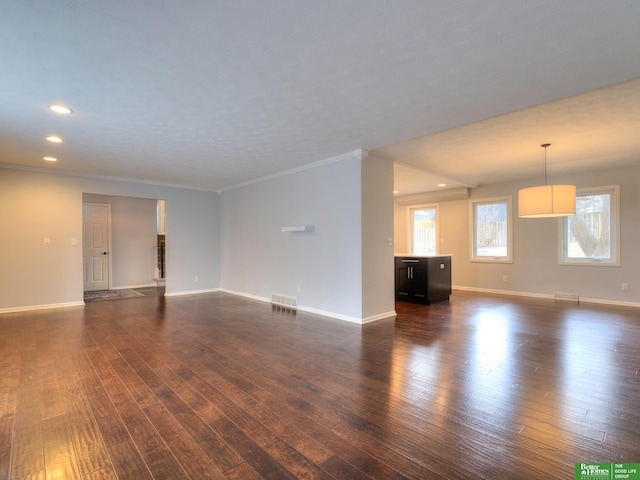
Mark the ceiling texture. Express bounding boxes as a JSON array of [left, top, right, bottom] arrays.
[[1, 1, 640, 194]]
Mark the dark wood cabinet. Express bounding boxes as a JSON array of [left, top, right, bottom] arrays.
[[395, 256, 451, 304]]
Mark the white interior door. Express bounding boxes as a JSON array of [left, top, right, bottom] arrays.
[[83, 203, 110, 291]]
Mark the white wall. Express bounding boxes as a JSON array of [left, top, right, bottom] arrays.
[[1, 170, 83, 310], [361, 153, 395, 320], [221, 150, 395, 322], [0, 167, 221, 312], [83, 194, 157, 288], [394, 164, 640, 305]]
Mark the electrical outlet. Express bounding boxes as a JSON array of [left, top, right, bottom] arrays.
[[44, 237, 51, 246], [621, 283, 628, 291], [194, 275, 199, 282], [502, 275, 508, 282]]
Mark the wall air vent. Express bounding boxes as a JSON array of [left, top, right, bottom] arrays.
[[271, 293, 297, 309], [553, 292, 579, 303]]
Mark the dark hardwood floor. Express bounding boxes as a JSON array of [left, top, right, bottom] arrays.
[[1, 291, 639, 479]]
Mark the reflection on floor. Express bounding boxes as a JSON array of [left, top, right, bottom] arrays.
[[133, 286, 166, 297], [84, 286, 165, 302], [3, 290, 638, 479]]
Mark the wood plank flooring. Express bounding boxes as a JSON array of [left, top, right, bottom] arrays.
[[1, 291, 639, 479]]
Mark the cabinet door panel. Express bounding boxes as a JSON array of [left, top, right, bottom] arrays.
[[396, 265, 411, 297], [412, 264, 428, 299]]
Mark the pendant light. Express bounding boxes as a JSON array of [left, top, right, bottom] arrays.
[[518, 143, 576, 218]]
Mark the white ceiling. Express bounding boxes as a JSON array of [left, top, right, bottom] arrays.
[[388, 78, 640, 194], [1, 1, 639, 193]]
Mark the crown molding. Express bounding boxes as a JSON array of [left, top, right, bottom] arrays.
[[221, 149, 365, 192], [0, 163, 220, 193]]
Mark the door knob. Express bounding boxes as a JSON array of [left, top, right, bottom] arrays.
[[102, 252, 108, 255]]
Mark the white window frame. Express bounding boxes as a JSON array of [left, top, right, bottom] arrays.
[[558, 185, 620, 266], [408, 204, 439, 255], [470, 196, 513, 263]]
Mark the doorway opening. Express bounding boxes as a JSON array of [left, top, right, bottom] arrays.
[[154, 199, 166, 286], [82, 194, 166, 299]]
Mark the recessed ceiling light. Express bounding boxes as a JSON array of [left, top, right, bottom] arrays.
[[43, 156, 57, 162], [437, 183, 446, 187], [49, 105, 73, 114], [46, 135, 63, 143]]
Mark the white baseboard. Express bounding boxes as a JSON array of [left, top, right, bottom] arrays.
[[362, 310, 397, 324], [578, 297, 640, 308], [453, 285, 553, 300], [164, 288, 221, 297], [0, 301, 85, 314], [5, 287, 635, 317], [298, 306, 396, 324], [296, 304, 364, 324], [219, 288, 269, 303], [453, 285, 640, 308], [220, 288, 396, 324]]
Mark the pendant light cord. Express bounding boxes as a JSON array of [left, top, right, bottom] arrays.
[[541, 143, 550, 186]]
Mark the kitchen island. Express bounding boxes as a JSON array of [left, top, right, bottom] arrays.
[[394, 255, 452, 304]]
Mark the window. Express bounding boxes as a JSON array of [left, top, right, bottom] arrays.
[[559, 185, 620, 266], [409, 205, 438, 255], [471, 197, 512, 263]]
